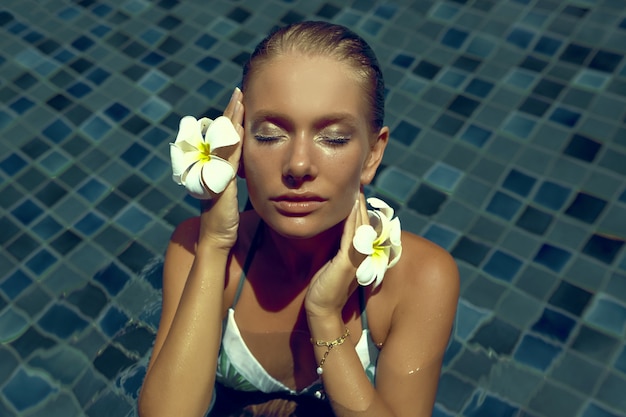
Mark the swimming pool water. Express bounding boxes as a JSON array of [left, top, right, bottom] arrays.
[[1, 1, 625, 416]]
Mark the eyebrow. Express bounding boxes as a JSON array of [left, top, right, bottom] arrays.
[[249, 110, 360, 131]]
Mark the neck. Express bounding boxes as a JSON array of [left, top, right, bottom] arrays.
[[243, 218, 345, 313], [263, 221, 343, 282]]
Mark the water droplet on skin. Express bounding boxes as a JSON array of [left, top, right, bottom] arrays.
[[407, 367, 421, 375]]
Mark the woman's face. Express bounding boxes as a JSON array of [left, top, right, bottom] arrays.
[[242, 53, 388, 239]]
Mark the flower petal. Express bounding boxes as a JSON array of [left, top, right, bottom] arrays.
[[373, 276, 383, 288], [170, 143, 201, 183], [389, 217, 402, 247], [372, 254, 389, 288], [204, 116, 241, 150], [184, 161, 212, 199], [353, 197, 403, 287], [367, 197, 394, 219], [356, 256, 376, 286], [388, 244, 402, 269], [198, 117, 211, 136], [372, 211, 391, 244], [174, 116, 203, 147], [367, 209, 381, 231], [387, 217, 402, 269], [201, 156, 235, 194], [353, 225, 376, 255]]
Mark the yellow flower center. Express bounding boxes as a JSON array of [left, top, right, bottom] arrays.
[[371, 248, 385, 263], [372, 237, 389, 258], [198, 141, 211, 163], [373, 235, 386, 250]]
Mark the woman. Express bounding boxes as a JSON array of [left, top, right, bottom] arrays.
[[138, 21, 459, 417]]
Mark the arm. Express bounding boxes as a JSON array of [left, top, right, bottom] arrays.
[[306, 200, 459, 416], [138, 88, 244, 417], [137, 222, 230, 417], [375, 236, 459, 416]]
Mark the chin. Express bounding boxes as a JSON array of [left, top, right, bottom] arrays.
[[262, 213, 345, 241]]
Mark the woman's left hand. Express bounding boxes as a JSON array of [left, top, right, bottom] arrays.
[[304, 191, 369, 318]]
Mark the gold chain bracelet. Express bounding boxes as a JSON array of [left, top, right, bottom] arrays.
[[311, 328, 350, 375]]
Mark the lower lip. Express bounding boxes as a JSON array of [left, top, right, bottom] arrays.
[[273, 200, 324, 215]]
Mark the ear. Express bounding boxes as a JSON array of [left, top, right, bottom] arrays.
[[360, 126, 389, 185]]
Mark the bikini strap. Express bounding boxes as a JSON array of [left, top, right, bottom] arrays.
[[358, 286, 369, 331], [232, 220, 264, 308]]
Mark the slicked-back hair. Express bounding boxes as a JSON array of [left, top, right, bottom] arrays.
[[242, 21, 385, 132]]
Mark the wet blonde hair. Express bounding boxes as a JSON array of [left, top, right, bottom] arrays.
[[242, 21, 385, 132]]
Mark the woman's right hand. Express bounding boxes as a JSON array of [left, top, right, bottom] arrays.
[[139, 91, 243, 416], [198, 87, 244, 251]]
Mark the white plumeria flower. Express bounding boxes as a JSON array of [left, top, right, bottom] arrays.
[[170, 115, 240, 199], [352, 197, 402, 288]]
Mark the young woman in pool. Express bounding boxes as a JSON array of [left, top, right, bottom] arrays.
[[138, 21, 459, 417]]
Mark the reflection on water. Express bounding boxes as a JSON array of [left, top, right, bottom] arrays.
[[1, 252, 607, 417], [107, 260, 532, 417], [82, 258, 163, 417]]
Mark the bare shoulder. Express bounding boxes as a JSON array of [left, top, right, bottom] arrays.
[[367, 230, 458, 353], [393, 231, 459, 288], [370, 235, 459, 415], [389, 231, 458, 330]]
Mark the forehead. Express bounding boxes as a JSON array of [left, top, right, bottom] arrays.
[[244, 54, 369, 125]]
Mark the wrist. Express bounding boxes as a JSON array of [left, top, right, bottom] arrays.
[[305, 303, 343, 321], [307, 312, 345, 339], [195, 238, 233, 257]]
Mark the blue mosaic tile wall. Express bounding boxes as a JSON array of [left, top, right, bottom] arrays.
[[1, 0, 625, 416]]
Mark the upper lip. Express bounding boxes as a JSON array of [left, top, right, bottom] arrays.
[[272, 193, 326, 202]]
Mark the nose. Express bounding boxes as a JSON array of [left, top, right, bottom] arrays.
[[282, 135, 317, 187]]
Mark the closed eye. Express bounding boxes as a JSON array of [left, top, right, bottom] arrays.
[[254, 134, 282, 143], [320, 136, 350, 147]]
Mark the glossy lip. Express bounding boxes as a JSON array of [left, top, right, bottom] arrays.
[[271, 193, 327, 215]]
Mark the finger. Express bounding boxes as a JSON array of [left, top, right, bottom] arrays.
[[231, 90, 244, 128], [200, 197, 216, 214], [344, 200, 366, 269], [341, 199, 360, 249], [226, 87, 244, 138], [358, 190, 369, 227], [220, 90, 244, 174], [232, 97, 245, 142], [348, 192, 369, 267], [222, 87, 242, 120], [226, 100, 244, 167]]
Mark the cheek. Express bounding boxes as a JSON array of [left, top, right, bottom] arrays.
[[242, 145, 269, 176], [241, 148, 264, 192], [354, 149, 372, 184], [327, 154, 365, 195]]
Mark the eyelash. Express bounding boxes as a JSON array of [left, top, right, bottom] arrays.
[[252, 135, 350, 147], [320, 136, 350, 147], [254, 135, 281, 144]]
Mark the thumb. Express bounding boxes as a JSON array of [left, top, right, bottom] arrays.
[[341, 198, 367, 270]]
